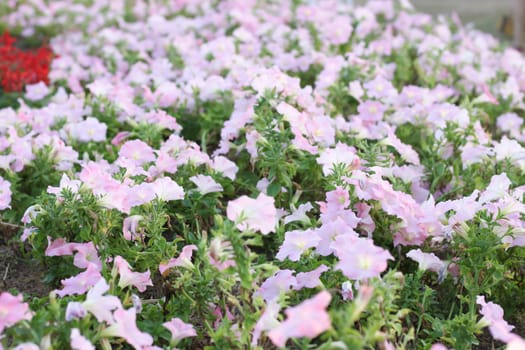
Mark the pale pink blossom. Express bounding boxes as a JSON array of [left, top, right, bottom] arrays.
[[47, 174, 81, 198], [255, 270, 297, 302], [283, 202, 313, 225], [252, 300, 281, 346], [55, 264, 102, 297], [268, 291, 332, 347], [212, 156, 238, 180], [71, 328, 95, 350], [0, 292, 32, 334], [163, 318, 197, 343], [207, 237, 235, 271], [159, 245, 197, 275], [429, 344, 448, 350], [317, 142, 360, 176], [334, 237, 393, 280], [118, 140, 156, 166], [25, 82, 49, 101], [122, 215, 143, 241], [227, 193, 277, 234], [69, 117, 107, 143], [0, 177, 11, 210], [101, 308, 154, 350], [407, 249, 446, 273], [151, 177, 185, 201], [190, 175, 223, 195], [45, 237, 78, 257], [73, 242, 102, 270], [477, 295, 520, 343], [479, 173, 512, 204], [276, 229, 321, 262], [115, 256, 153, 293], [295, 265, 329, 290], [83, 279, 122, 324], [65, 302, 87, 321]]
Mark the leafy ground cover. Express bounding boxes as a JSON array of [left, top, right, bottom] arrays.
[[1, 0, 525, 349]]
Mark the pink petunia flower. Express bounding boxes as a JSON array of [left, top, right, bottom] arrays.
[[294, 265, 329, 290], [159, 245, 198, 275], [25, 82, 49, 101], [82, 279, 122, 324], [118, 140, 156, 166], [190, 175, 223, 195], [317, 142, 360, 176], [227, 193, 277, 234], [252, 300, 281, 346], [0, 177, 12, 210], [45, 237, 78, 257], [151, 177, 185, 201], [477, 295, 520, 343], [115, 256, 153, 293], [65, 302, 87, 321], [122, 215, 144, 241], [0, 292, 32, 334], [406, 249, 446, 273], [333, 237, 393, 280], [73, 242, 102, 270], [283, 202, 313, 225], [276, 229, 321, 262], [69, 117, 107, 143], [101, 308, 154, 350], [70, 328, 95, 350], [163, 318, 197, 343], [211, 156, 238, 180], [255, 269, 297, 302], [268, 291, 332, 347], [55, 264, 102, 297]]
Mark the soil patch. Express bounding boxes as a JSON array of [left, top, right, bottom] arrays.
[[0, 229, 51, 297]]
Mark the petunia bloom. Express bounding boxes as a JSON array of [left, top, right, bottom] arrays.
[[268, 291, 332, 347], [163, 318, 197, 343], [159, 245, 197, 275], [276, 229, 321, 262], [190, 175, 223, 195], [477, 295, 520, 343], [70, 328, 95, 350], [115, 256, 153, 293], [101, 308, 153, 350], [0, 292, 32, 334], [333, 237, 393, 280], [227, 193, 277, 234], [82, 279, 122, 324], [55, 264, 102, 297], [407, 249, 446, 273]]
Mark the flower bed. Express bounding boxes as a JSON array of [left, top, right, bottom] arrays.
[[1, 0, 525, 349]]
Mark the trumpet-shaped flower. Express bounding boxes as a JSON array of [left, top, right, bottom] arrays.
[[70, 328, 95, 350], [190, 175, 223, 195], [0, 292, 32, 334], [334, 237, 393, 280], [163, 318, 197, 343], [82, 279, 122, 324], [268, 291, 332, 347], [227, 193, 277, 234], [101, 308, 153, 350], [55, 264, 102, 297], [276, 229, 321, 262], [159, 245, 197, 275], [115, 256, 153, 293]]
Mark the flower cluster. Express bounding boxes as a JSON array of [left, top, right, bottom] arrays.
[[0, 0, 524, 349]]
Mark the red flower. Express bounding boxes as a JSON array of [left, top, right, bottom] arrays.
[[0, 31, 54, 92]]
